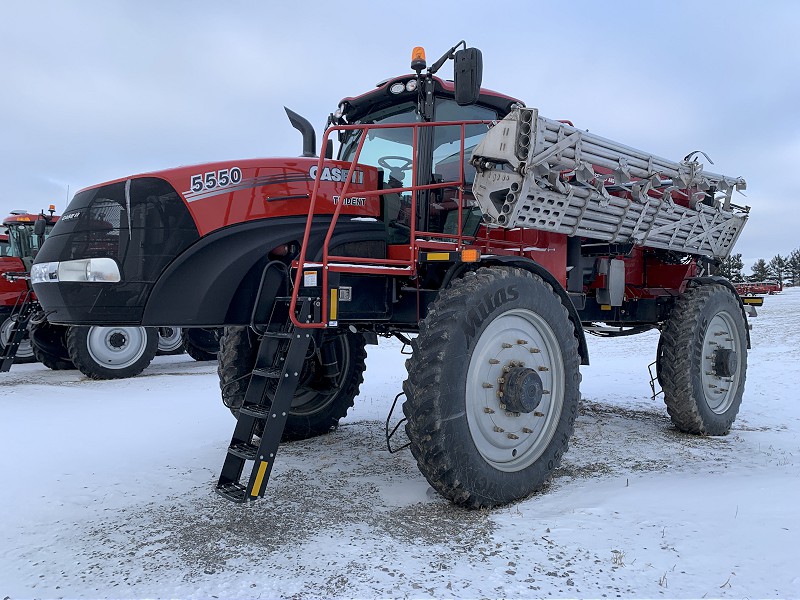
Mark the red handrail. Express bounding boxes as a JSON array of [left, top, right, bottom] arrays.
[[289, 120, 491, 328]]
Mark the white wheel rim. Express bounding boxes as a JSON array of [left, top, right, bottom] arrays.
[[158, 326, 183, 352], [1, 317, 33, 359], [701, 310, 742, 414], [466, 308, 565, 472], [86, 326, 148, 369]]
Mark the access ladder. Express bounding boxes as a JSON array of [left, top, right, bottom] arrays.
[[215, 297, 321, 502]]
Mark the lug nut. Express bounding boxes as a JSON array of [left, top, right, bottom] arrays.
[[497, 391, 504, 398], [482, 382, 494, 389], [538, 366, 549, 372], [493, 426, 505, 433], [502, 342, 513, 349], [542, 390, 550, 395], [489, 358, 500, 365], [497, 377, 505, 384], [484, 407, 495, 414], [499, 403, 507, 410], [507, 433, 519, 440], [533, 411, 544, 417], [529, 348, 540, 354], [522, 427, 533, 434], [517, 340, 528, 345]]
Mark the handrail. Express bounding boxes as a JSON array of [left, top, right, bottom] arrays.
[[289, 119, 492, 328]]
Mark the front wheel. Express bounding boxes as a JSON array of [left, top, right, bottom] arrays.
[[403, 266, 581, 509], [66, 326, 158, 380], [659, 282, 747, 435], [219, 326, 367, 441]]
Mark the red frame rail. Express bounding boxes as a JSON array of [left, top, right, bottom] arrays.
[[290, 120, 480, 328]]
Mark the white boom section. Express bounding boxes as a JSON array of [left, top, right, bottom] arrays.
[[471, 108, 748, 259]]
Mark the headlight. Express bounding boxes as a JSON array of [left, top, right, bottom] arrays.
[[31, 258, 121, 284], [31, 262, 59, 284]]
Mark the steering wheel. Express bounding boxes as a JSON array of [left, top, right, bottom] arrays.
[[378, 155, 413, 183], [378, 156, 413, 172]]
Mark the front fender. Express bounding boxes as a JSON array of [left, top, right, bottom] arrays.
[[142, 216, 387, 326]]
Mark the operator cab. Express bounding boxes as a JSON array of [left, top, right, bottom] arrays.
[[331, 45, 522, 244]]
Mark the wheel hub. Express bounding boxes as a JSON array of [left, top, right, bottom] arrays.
[[466, 309, 565, 471], [108, 332, 127, 349], [712, 348, 738, 378], [501, 365, 543, 413]]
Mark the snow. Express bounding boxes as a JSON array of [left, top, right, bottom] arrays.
[[2, 290, 799, 599]]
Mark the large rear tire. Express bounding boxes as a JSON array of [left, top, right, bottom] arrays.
[[66, 326, 158, 380], [29, 321, 74, 370], [0, 316, 36, 364], [403, 266, 581, 509], [219, 326, 367, 441], [659, 282, 747, 435]]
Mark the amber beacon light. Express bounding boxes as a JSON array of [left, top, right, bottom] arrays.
[[411, 46, 426, 73]]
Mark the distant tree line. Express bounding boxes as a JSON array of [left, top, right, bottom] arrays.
[[716, 248, 800, 286]]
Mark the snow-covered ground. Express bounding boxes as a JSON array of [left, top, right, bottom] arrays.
[[1, 289, 799, 599]]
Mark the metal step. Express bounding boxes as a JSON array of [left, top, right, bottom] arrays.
[[239, 403, 272, 419], [215, 482, 248, 503], [252, 366, 282, 379], [228, 442, 259, 461]]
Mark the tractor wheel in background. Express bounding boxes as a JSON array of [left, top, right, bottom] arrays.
[[218, 326, 368, 442], [66, 326, 158, 380], [659, 282, 747, 435], [29, 320, 74, 370], [157, 326, 185, 355], [402, 266, 581, 509], [0, 316, 36, 364], [182, 328, 220, 361]]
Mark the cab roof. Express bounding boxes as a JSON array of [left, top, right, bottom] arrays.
[[337, 74, 523, 123]]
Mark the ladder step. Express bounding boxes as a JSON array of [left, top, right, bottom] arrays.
[[228, 442, 259, 460], [264, 331, 296, 340], [252, 366, 282, 379], [215, 482, 249, 503], [239, 403, 272, 419]]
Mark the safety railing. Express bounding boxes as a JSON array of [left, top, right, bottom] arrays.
[[289, 119, 490, 328]]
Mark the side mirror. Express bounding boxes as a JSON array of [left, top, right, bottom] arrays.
[[33, 218, 46, 237], [453, 47, 483, 106], [325, 139, 333, 159]]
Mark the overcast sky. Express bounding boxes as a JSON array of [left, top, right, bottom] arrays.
[[1, 0, 798, 268]]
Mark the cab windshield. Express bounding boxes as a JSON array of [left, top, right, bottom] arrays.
[[337, 98, 497, 240], [338, 98, 497, 188]]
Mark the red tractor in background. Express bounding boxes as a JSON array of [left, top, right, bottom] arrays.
[[1, 208, 59, 366], [0, 208, 218, 374], [31, 43, 752, 508]]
